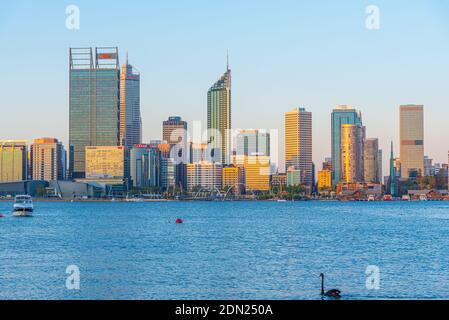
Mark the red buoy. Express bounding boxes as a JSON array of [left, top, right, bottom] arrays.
[[176, 218, 183, 224]]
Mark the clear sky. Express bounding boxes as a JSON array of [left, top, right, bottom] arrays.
[[0, 0, 448, 175]]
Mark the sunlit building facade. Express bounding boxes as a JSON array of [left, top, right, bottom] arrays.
[[30, 138, 66, 181], [331, 105, 362, 185], [187, 161, 223, 191], [85, 146, 125, 179], [222, 165, 243, 194], [284, 107, 312, 187], [233, 155, 270, 192], [69, 47, 120, 179], [120, 56, 141, 148], [400, 105, 424, 178], [207, 64, 231, 165], [340, 124, 365, 183], [318, 170, 332, 191], [0, 141, 27, 182]]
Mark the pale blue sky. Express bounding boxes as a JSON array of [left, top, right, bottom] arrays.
[[0, 0, 448, 174]]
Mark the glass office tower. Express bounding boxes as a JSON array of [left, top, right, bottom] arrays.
[[207, 62, 231, 165], [69, 47, 120, 179]]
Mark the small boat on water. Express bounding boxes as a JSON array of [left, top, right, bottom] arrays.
[[12, 195, 34, 217]]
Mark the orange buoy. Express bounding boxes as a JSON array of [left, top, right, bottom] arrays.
[[176, 218, 183, 224]]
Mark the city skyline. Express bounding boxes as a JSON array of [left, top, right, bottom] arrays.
[[1, 1, 449, 176]]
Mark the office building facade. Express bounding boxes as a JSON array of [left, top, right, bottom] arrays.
[[400, 105, 424, 178]]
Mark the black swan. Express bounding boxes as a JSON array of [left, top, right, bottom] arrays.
[[320, 273, 341, 299]]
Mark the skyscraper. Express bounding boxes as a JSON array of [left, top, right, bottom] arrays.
[[207, 61, 231, 165], [69, 47, 120, 179], [285, 107, 313, 187], [400, 105, 424, 178], [389, 142, 396, 196], [364, 138, 380, 183], [0, 141, 27, 182], [331, 105, 362, 185], [120, 55, 141, 148], [236, 130, 270, 157], [30, 138, 65, 181], [163, 116, 188, 189], [340, 124, 365, 183]]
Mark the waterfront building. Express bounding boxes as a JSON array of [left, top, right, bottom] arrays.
[[222, 165, 243, 194], [120, 55, 141, 148], [130, 144, 150, 188], [236, 129, 270, 157], [287, 167, 302, 187], [160, 158, 176, 191], [30, 138, 66, 181], [163, 116, 188, 189], [331, 105, 362, 185], [400, 105, 424, 178], [318, 170, 332, 191], [207, 61, 231, 165], [148, 141, 162, 188], [233, 155, 270, 192], [69, 47, 120, 179], [284, 107, 313, 187], [85, 146, 126, 180], [340, 124, 365, 183], [187, 161, 223, 191], [0, 141, 27, 182], [364, 138, 380, 183], [271, 173, 287, 189]]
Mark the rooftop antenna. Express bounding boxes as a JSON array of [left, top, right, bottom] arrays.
[[126, 51, 129, 65], [226, 50, 229, 71]]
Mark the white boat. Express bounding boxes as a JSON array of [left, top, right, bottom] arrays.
[[13, 195, 34, 217]]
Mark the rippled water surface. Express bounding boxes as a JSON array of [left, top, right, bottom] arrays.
[[1, 201, 449, 300]]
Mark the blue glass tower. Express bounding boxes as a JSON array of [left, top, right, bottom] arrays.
[[69, 47, 120, 179]]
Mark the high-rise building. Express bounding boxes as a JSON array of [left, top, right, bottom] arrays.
[[340, 124, 365, 183], [377, 149, 383, 184], [163, 116, 188, 146], [187, 161, 223, 191], [207, 61, 231, 165], [85, 146, 126, 180], [284, 107, 312, 187], [69, 47, 120, 179], [148, 141, 163, 188], [163, 116, 188, 189], [400, 105, 424, 178], [389, 142, 396, 196], [318, 170, 332, 191], [0, 141, 27, 182], [331, 105, 362, 185], [233, 155, 270, 192], [364, 138, 380, 183], [236, 130, 270, 157], [120, 55, 141, 148], [30, 138, 65, 181], [322, 158, 332, 171], [130, 144, 150, 188]]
